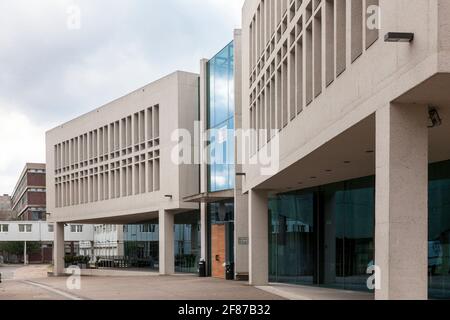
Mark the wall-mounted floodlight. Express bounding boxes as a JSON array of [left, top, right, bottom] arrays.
[[384, 32, 414, 43], [236, 173, 246, 176], [164, 195, 173, 199]]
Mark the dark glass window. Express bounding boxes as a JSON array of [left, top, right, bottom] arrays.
[[174, 211, 201, 273], [269, 161, 450, 298], [269, 193, 316, 285], [269, 176, 375, 292], [429, 161, 450, 299]]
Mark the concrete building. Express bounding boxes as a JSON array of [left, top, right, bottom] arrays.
[[44, 0, 450, 300], [46, 71, 201, 276], [11, 163, 46, 221], [240, 0, 450, 300]]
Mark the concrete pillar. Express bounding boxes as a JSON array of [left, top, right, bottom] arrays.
[[375, 103, 429, 300], [200, 203, 208, 262], [159, 209, 174, 275], [53, 222, 65, 276], [235, 182, 249, 279], [249, 189, 269, 286]]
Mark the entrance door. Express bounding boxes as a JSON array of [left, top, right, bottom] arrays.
[[211, 224, 226, 279]]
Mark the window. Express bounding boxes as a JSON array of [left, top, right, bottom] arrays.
[[48, 224, 54, 233], [19, 224, 32, 233], [0, 224, 9, 233], [70, 225, 83, 233], [142, 224, 155, 233]]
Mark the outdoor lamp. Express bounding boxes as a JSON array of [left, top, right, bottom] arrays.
[[384, 32, 414, 42]]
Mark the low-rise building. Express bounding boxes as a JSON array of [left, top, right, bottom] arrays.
[[0, 221, 94, 263]]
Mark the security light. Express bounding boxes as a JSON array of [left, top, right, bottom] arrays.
[[164, 195, 173, 199], [236, 172, 246, 176], [384, 32, 414, 43], [428, 107, 442, 128]]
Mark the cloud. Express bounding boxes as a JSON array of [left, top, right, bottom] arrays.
[[0, 99, 56, 194]]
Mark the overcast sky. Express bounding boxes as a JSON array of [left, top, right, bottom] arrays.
[[0, 0, 243, 195]]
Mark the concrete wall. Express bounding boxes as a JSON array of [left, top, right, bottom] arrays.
[[241, 0, 442, 191]]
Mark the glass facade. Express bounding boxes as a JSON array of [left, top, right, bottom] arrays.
[[207, 41, 235, 192], [122, 211, 201, 273], [269, 160, 450, 298], [174, 211, 201, 273], [269, 177, 374, 291], [429, 161, 450, 299], [123, 222, 159, 270]]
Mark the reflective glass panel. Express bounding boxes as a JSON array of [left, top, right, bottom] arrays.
[[207, 41, 235, 192]]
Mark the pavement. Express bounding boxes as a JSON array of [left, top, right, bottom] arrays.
[[0, 264, 374, 300], [0, 265, 283, 300]]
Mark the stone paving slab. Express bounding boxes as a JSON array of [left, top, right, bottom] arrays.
[[31, 275, 285, 300]]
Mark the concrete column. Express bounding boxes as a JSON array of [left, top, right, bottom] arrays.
[[159, 209, 174, 275], [53, 222, 65, 276], [375, 103, 429, 300], [200, 203, 208, 262], [233, 29, 249, 280], [249, 189, 269, 286]]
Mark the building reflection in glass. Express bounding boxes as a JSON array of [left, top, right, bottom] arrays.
[[207, 41, 235, 192], [269, 161, 450, 298]]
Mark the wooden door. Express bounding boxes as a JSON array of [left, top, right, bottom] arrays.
[[211, 224, 226, 279]]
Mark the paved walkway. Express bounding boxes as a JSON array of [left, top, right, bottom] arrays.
[[257, 283, 373, 300], [0, 265, 373, 300], [0, 265, 283, 300]]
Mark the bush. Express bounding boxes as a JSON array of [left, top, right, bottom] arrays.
[[64, 255, 90, 265]]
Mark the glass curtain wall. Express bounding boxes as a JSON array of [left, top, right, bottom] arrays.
[[174, 211, 201, 273], [429, 161, 450, 299], [122, 211, 201, 274], [269, 176, 375, 292], [124, 222, 159, 270], [207, 41, 235, 192], [320, 178, 375, 291], [269, 193, 316, 285], [269, 161, 450, 298]]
